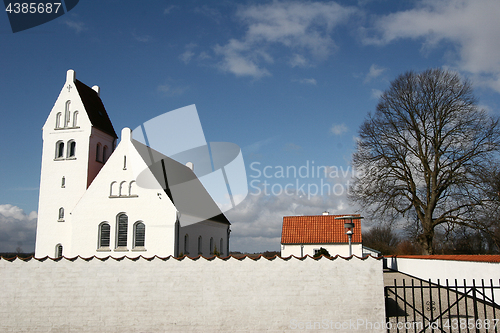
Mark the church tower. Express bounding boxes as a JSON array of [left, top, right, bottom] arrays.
[[35, 70, 117, 258]]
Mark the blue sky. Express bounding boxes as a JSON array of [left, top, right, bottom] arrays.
[[1, 0, 500, 253]]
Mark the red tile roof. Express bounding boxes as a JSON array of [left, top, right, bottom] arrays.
[[281, 215, 362, 245], [387, 255, 500, 263]]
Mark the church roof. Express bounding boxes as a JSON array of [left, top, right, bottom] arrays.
[[75, 79, 117, 138], [132, 139, 231, 226], [281, 215, 362, 245]]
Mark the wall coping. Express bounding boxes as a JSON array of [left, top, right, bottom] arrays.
[[385, 254, 500, 263], [1, 254, 383, 262]]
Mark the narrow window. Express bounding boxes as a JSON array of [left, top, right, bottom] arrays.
[[64, 101, 71, 127], [58, 207, 64, 221], [61, 176, 65, 188], [116, 214, 128, 248], [55, 112, 62, 128], [67, 140, 76, 158], [103, 146, 108, 162], [119, 181, 127, 196], [72, 111, 78, 127], [134, 222, 145, 248], [123, 155, 127, 170], [96, 143, 102, 162], [110, 181, 117, 196], [198, 236, 202, 255], [56, 141, 64, 159], [129, 181, 136, 196], [210, 237, 214, 254], [55, 244, 63, 258], [184, 234, 189, 254], [99, 222, 110, 248], [220, 238, 223, 256]]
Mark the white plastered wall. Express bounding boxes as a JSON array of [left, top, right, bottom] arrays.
[[385, 257, 500, 300], [0, 256, 386, 333], [36, 70, 97, 258], [69, 128, 178, 258], [179, 219, 229, 257], [281, 243, 363, 257]]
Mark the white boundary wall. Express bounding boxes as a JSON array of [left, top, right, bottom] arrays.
[[0, 256, 385, 333], [385, 256, 500, 299]]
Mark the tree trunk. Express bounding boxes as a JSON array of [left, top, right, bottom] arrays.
[[419, 231, 435, 255]]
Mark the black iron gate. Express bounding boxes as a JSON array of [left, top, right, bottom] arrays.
[[385, 277, 500, 332]]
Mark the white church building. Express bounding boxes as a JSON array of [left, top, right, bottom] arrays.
[[35, 70, 230, 258]]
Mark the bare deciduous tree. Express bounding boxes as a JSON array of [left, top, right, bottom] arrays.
[[362, 226, 400, 255], [350, 68, 500, 254]]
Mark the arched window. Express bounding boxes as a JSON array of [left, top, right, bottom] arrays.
[[64, 100, 71, 127], [55, 244, 63, 258], [110, 181, 117, 196], [119, 181, 127, 196], [198, 236, 202, 255], [184, 234, 189, 254], [96, 143, 102, 162], [58, 207, 64, 221], [134, 222, 145, 248], [56, 141, 64, 159], [103, 146, 108, 162], [99, 222, 110, 248], [72, 111, 78, 127], [61, 176, 65, 188], [67, 140, 76, 158], [116, 213, 128, 248], [210, 237, 214, 254], [220, 238, 223, 256], [55, 112, 62, 128], [129, 181, 136, 196]]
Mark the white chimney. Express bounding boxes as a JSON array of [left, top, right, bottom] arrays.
[[322, 211, 329, 215], [186, 162, 194, 171], [92, 85, 100, 97]]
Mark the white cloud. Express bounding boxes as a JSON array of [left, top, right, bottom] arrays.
[[226, 189, 354, 253], [364, 64, 387, 83], [365, 0, 500, 92], [284, 143, 302, 152], [214, 39, 272, 79], [164, 5, 178, 15], [371, 88, 383, 100], [63, 19, 86, 33], [293, 78, 317, 85], [180, 43, 211, 64], [0, 204, 37, 253], [157, 83, 188, 96], [198, 51, 211, 61], [180, 43, 196, 64], [194, 5, 223, 24], [242, 136, 278, 156], [214, 1, 358, 78], [132, 32, 152, 43], [330, 123, 348, 135], [180, 50, 195, 64], [289, 54, 310, 67]]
